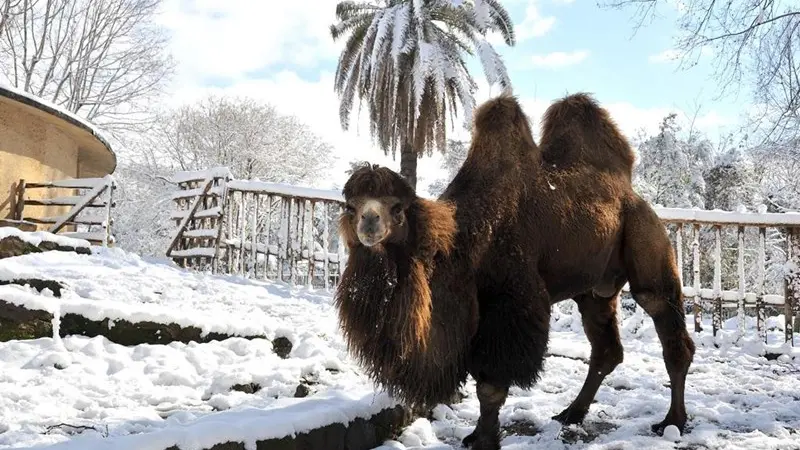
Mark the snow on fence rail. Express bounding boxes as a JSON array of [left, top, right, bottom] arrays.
[[10, 175, 116, 246], [166, 169, 799, 345]]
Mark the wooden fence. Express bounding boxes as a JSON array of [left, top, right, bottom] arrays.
[[166, 169, 346, 289], [11, 175, 116, 246], [166, 168, 800, 344], [657, 209, 800, 344]]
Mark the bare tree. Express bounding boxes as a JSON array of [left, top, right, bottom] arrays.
[[0, 1, 22, 38], [0, 0, 174, 136], [604, 0, 800, 146], [146, 95, 337, 186]]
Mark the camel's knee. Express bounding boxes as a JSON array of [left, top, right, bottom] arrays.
[[476, 381, 509, 406], [595, 343, 624, 374], [631, 289, 684, 320]]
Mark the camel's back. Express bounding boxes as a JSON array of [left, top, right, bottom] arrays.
[[539, 93, 634, 181]]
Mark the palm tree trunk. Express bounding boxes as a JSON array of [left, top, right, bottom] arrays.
[[400, 141, 418, 191]]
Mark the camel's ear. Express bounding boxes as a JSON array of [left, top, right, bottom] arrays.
[[415, 198, 457, 257]]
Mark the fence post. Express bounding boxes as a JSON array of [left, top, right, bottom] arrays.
[[787, 227, 799, 344], [13, 179, 26, 221]]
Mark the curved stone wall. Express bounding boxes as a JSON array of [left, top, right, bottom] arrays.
[[0, 87, 116, 223]]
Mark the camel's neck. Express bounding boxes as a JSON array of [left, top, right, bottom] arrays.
[[334, 198, 472, 406], [334, 243, 472, 406], [440, 154, 536, 266]]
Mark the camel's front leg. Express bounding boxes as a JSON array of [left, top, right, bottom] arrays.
[[462, 380, 509, 450]]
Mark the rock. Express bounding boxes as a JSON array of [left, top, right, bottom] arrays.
[[0, 235, 91, 260], [58, 314, 265, 346], [37, 241, 91, 255], [230, 383, 261, 394], [272, 336, 292, 359], [0, 278, 64, 297], [135, 404, 411, 450], [294, 384, 311, 398], [0, 300, 53, 341], [0, 236, 42, 259]]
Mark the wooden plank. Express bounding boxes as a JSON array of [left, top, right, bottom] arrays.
[[692, 223, 702, 333], [49, 183, 109, 234], [786, 227, 798, 345], [323, 202, 330, 290], [166, 176, 215, 258], [13, 179, 26, 221], [712, 225, 723, 338], [757, 227, 767, 343], [737, 226, 746, 337]]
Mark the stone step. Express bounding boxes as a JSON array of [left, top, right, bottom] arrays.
[[34, 392, 412, 450], [0, 278, 284, 350]]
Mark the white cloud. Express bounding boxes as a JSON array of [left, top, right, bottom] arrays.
[[649, 49, 681, 63], [649, 46, 714, 64], [516, 2, 557, 41], [487, 0, 556, 45], [529, 50, 589, 69], [156, 0, 340, 83]]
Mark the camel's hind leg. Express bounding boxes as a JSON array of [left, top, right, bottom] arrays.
[[623, 199, 696, 435], [553, 287, 625, 425], [461, 380, 509, 450]]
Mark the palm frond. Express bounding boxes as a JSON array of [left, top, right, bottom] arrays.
[[330, 0, 515, 158]]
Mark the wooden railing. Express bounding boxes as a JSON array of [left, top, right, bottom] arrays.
[[166, 168, 231, 271], [656, 208, 800, 344], [165, 169, 347, 288], [166, 169, 799, 344], [222, 180, 346, 289], [12, 175, 116, 246]]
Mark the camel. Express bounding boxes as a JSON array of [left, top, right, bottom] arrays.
[[334, 93, 695, 450]]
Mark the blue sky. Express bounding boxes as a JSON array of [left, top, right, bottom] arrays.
[[157, 0, 750, 192], [493, 0, 746, 114]]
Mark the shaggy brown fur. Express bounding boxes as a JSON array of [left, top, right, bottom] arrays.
[[335, 92, 695, 450], [336, 178, 471, 407]]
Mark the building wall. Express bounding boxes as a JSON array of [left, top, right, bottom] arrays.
[[0, 98, 79, 224]]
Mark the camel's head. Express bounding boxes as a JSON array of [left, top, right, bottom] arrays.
[[340, 163, 416, 249]]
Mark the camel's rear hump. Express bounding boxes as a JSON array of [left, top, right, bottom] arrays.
[[539, 93, 634, 180]]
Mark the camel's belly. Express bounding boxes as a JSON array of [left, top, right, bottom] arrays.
[[540, 227, 624, 302]]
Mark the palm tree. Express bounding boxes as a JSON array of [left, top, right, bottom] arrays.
[[330, 0, 515, 190]]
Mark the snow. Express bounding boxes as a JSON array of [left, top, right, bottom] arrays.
[[1, 247, 799, 449], [226, 180, 344, 202], [0, 248, 393, 448], [0, 248, 322, 339], [29, 176, 114, 190], [655, 207, 800, 226], [0, 227, 90, 249], [0, 83, 112, 148], [169, 168, 232, 185], [471, 0, 492, 30], [380, 312, 800, 450]]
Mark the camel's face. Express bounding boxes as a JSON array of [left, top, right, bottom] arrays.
[[343, 196, 410, 248], [341, 163, 416, 249]]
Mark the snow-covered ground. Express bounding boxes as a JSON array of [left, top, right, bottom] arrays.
[[0, 247, 386, 449], [382, 328, 800, 450], [1, 246, 799, 449]]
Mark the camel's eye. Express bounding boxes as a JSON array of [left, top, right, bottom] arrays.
[[344, 204, 356, 215], [390, 203, 403, 216]]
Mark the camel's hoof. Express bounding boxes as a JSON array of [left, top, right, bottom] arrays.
[[552, 407, 587, 425], [650, 415, 687, 436], [462, 431, 477, 447], [461, 431, 500, 450]]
